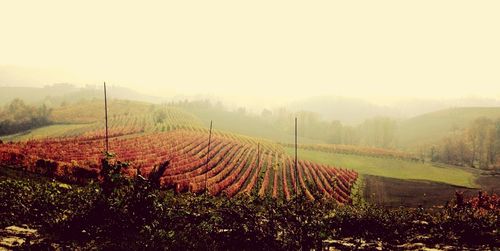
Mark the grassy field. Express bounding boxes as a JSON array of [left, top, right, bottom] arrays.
[[285, 147, 478, 188], [0, 124, 89, 142]]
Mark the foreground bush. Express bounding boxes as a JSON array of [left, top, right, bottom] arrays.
[[0, 160, 499, 250]]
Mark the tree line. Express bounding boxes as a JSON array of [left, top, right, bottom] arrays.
[[174, 100, 398, 148], [431, 117, 500, 169], [0, 99, 52, 136]]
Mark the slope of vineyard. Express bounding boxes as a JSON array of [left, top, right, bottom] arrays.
[[0, 130, 358, 203], [50, 99, 154, 124], [52, 99, 204, 135], [1, 99, 206, 141], [3, 99, 292, 152]]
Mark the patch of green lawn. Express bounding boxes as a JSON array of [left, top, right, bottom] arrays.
[[0, 124, 89, 142], [285, 147, 478, 188]]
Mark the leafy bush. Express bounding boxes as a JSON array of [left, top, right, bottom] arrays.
[[0, 159, 498, 250]]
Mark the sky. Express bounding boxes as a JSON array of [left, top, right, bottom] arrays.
[[1, 1, 499, 102]]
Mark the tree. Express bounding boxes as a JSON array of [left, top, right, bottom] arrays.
[[485, 123, 497, 168], [0, 99, 53, 136], [358, 117, 397, 148], [437, 117, 500, 169], [154, 109, 167, 124], [467, 127, 479, 168], [326, 120, 343, 144], [495, 119, 500, 167]]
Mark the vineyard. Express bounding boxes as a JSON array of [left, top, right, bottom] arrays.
[[1, 99, 499, 249], [49, 100, 205, 137], [0, 130, 358, 203]]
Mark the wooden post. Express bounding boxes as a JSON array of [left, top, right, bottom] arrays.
[[205, 120, 213, 192], [295, 117, 298, 195], [104, 82, 109, 153], [257, 142, 260, 168]]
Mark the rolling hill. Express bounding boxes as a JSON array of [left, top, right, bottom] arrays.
[[0, 84, 164, 106], [2, 94, 499, 208], [397, 107, 500, 148]]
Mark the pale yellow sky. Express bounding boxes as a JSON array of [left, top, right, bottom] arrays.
[[1, 1, 499, 100]]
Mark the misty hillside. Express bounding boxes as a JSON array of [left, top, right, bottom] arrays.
[[3, 85, 500, 150], [397, 107, 500, 148], [289, 96, 398, 124], [0, 84, 164, 105], [290, 96, 500, 125]]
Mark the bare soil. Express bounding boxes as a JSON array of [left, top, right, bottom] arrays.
[[364, 175, 478, 208], [476, 173, 500, 194]]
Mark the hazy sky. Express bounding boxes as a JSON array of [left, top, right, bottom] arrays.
[[1, 1, 499, 101]]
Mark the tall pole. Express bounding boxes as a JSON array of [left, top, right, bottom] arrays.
[[295, 117, 301, 248], [257, 142, 260, 168], [295, 117, 298, 195], [104, 82, 109, 153], [205, 120, 213, 192]]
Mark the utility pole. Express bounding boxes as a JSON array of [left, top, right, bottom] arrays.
[[104, 82, 109, 153], [204, 120, 213, 192]]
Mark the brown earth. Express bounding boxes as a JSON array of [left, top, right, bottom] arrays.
[[363, 175, 478, 208], [476, 173, 500, 194]]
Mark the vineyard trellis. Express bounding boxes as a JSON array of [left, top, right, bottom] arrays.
[[0, 129, 358, 203]]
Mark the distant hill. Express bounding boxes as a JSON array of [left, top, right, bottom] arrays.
[[0, 84, 164, 106], [175, 102, 324, 144], [289, 96, 500, 125], [289, 96, 397, 124], [4, 84, 500, 149], [397, 107, 500, 148]]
